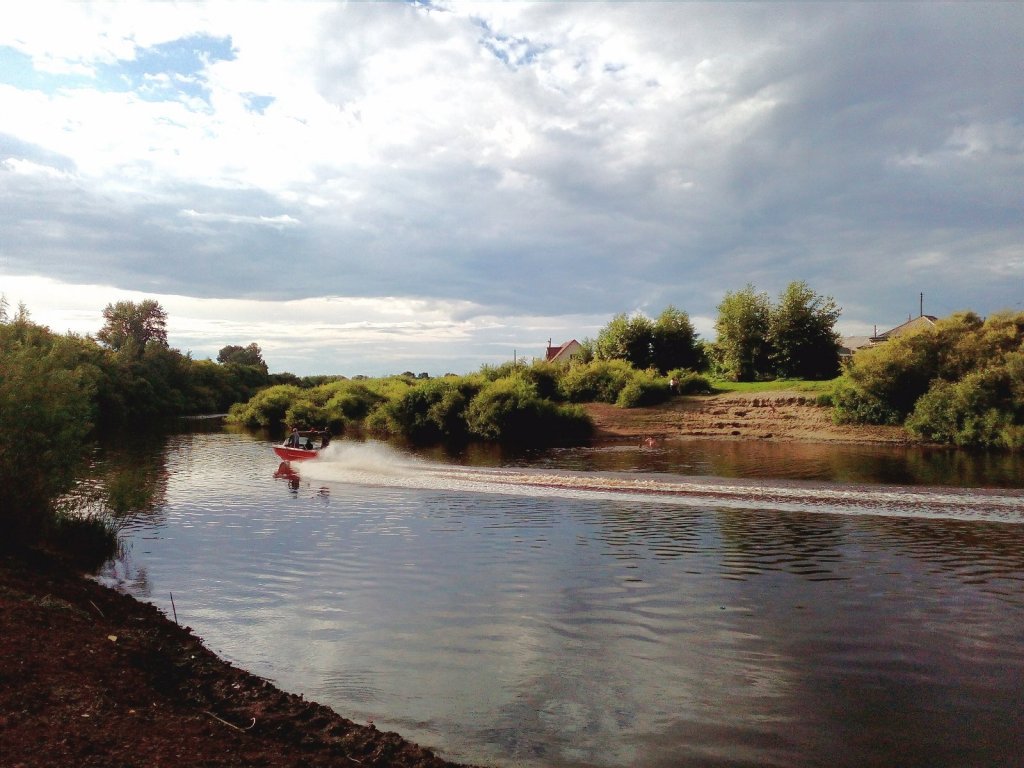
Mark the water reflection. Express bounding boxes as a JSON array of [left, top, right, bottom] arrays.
[[416, 438, 1024, 488], [103, 430, 1024, 768]]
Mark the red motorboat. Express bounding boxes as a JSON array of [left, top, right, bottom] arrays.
[[273, 444, 320, 462], [273, 428, 330, 462]]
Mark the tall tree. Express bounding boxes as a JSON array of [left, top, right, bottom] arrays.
[[714, 285, 772, 381], [769, 281, 842, 379], [217, 342, 269, 374], [594, 313, 654, 369], [96, 300, 168, 357], [651, 305, 703, 373]]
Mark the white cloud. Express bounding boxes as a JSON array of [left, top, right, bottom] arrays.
[[1, 2, 1022, 374]]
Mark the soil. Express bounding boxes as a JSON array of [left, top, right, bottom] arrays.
[[0, 395, 910, 767], [584, 390, 912, 445], [0, 550, 474, 768]]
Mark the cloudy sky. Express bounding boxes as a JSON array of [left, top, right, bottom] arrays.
[[1, 2, 1021, 376]]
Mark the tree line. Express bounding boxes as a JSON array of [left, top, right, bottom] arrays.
[[6, 287, 1022, 563], [582, 280, 842, 382], [0, 297, 280, 554]]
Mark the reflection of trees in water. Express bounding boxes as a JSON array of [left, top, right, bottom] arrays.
[[61, 431, 171, 528], [468, 440, 1024, 488]]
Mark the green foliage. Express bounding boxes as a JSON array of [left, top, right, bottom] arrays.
[[594, 313, 655, 369], [652, 306, 705, 374], [837, 311, 1024, 448], [592, 308, 705, 374], [713, 282, 841, 382], [217, 342, 268, 374], [226, 384, 303, 428], [322, 381, 387, 428], [557, 359, 638, 404], [96, 299, 168, 357], [906, 359, 1024, 448], [465, 377, 592, 445], [668, 369, 714, 395], [0, 316, 96, 545], [46, 512, 120, 571], [830, 376, 903, 425], [615, 369, 670, 408], [518, 362, 563, 401], [713, 284, 773, 381], [768, 281, 841, 380], [370, 378, 480, 444]]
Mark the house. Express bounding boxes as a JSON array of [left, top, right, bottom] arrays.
[[840, 314, 938, 359], [544, 339, 584, 365]]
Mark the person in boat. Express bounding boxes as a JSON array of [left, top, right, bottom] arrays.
[[287, 427, 301, 448], [320, 429, 331, 448]]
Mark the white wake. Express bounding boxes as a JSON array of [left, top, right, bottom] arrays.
[[294, 442, 1024, 524]]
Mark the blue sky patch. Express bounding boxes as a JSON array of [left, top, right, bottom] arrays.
[[99, 34, 235, 104], [0, 35, 234, 106], [244, 93, 275, 114]]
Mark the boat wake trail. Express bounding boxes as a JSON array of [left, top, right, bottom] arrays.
[[298, 442, 1024, 524]]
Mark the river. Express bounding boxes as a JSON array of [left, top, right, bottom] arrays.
[[101, 427, 1024, 767]]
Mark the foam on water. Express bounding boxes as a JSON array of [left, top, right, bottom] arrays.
[[296, 442, 1024, 524]]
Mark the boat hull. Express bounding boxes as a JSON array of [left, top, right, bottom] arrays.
[[273, 445, 319, 462]]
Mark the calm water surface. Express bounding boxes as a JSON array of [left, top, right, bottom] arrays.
[[103, 430, 1024, 767]]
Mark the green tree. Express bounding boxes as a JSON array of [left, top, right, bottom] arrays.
[[217, 342, 269, 374], [651, 305, 704, 374], [96, 299, 168, 357], [713, 285, 772, 381], [0, 314, 96, 544], [594, 313, 654, 369], [768, 281, 841, 380]]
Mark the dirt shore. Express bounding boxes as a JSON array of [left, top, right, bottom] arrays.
[[0, 550, 473, 768], [1, 397, 910, 767], [585, 390, 912, 445]]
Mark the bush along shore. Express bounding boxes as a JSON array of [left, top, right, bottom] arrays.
[[0, 550, 475, 768]]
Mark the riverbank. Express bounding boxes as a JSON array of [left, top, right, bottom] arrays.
[[585, 390, 912, 444], [0, 550, 472, 768]]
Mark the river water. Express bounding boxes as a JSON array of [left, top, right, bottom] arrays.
[[102, 428, 1024, 767]]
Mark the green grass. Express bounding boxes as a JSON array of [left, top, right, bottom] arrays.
[[709, 378, 839, 395]]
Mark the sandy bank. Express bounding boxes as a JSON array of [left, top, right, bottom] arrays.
[[584, 390, 912, 445]]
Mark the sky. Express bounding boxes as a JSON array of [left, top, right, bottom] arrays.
[[1, 2, 1021, 376]]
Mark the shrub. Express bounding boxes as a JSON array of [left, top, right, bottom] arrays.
[[466, 377, 591, 445], [284, 400, 331, 431], [324, 382, 386, 422], [558, 359, 637, 403], [519, 362, 562, 401], [372, 378, 481, 444], [906, 365, 1023, 448], [0, 328, 96, 545], [616, 370, 670, 408], [668, 369, 714, 395], [226, 384, 302, 428], [830, 376, 903, 425]]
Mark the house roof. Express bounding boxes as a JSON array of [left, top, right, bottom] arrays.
[[546, 339, 581, 362], [876, 314, 938, 340]]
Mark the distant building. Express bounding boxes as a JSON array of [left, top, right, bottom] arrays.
[[545, 339, 584, 365], [840, 314, 938, 359]]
